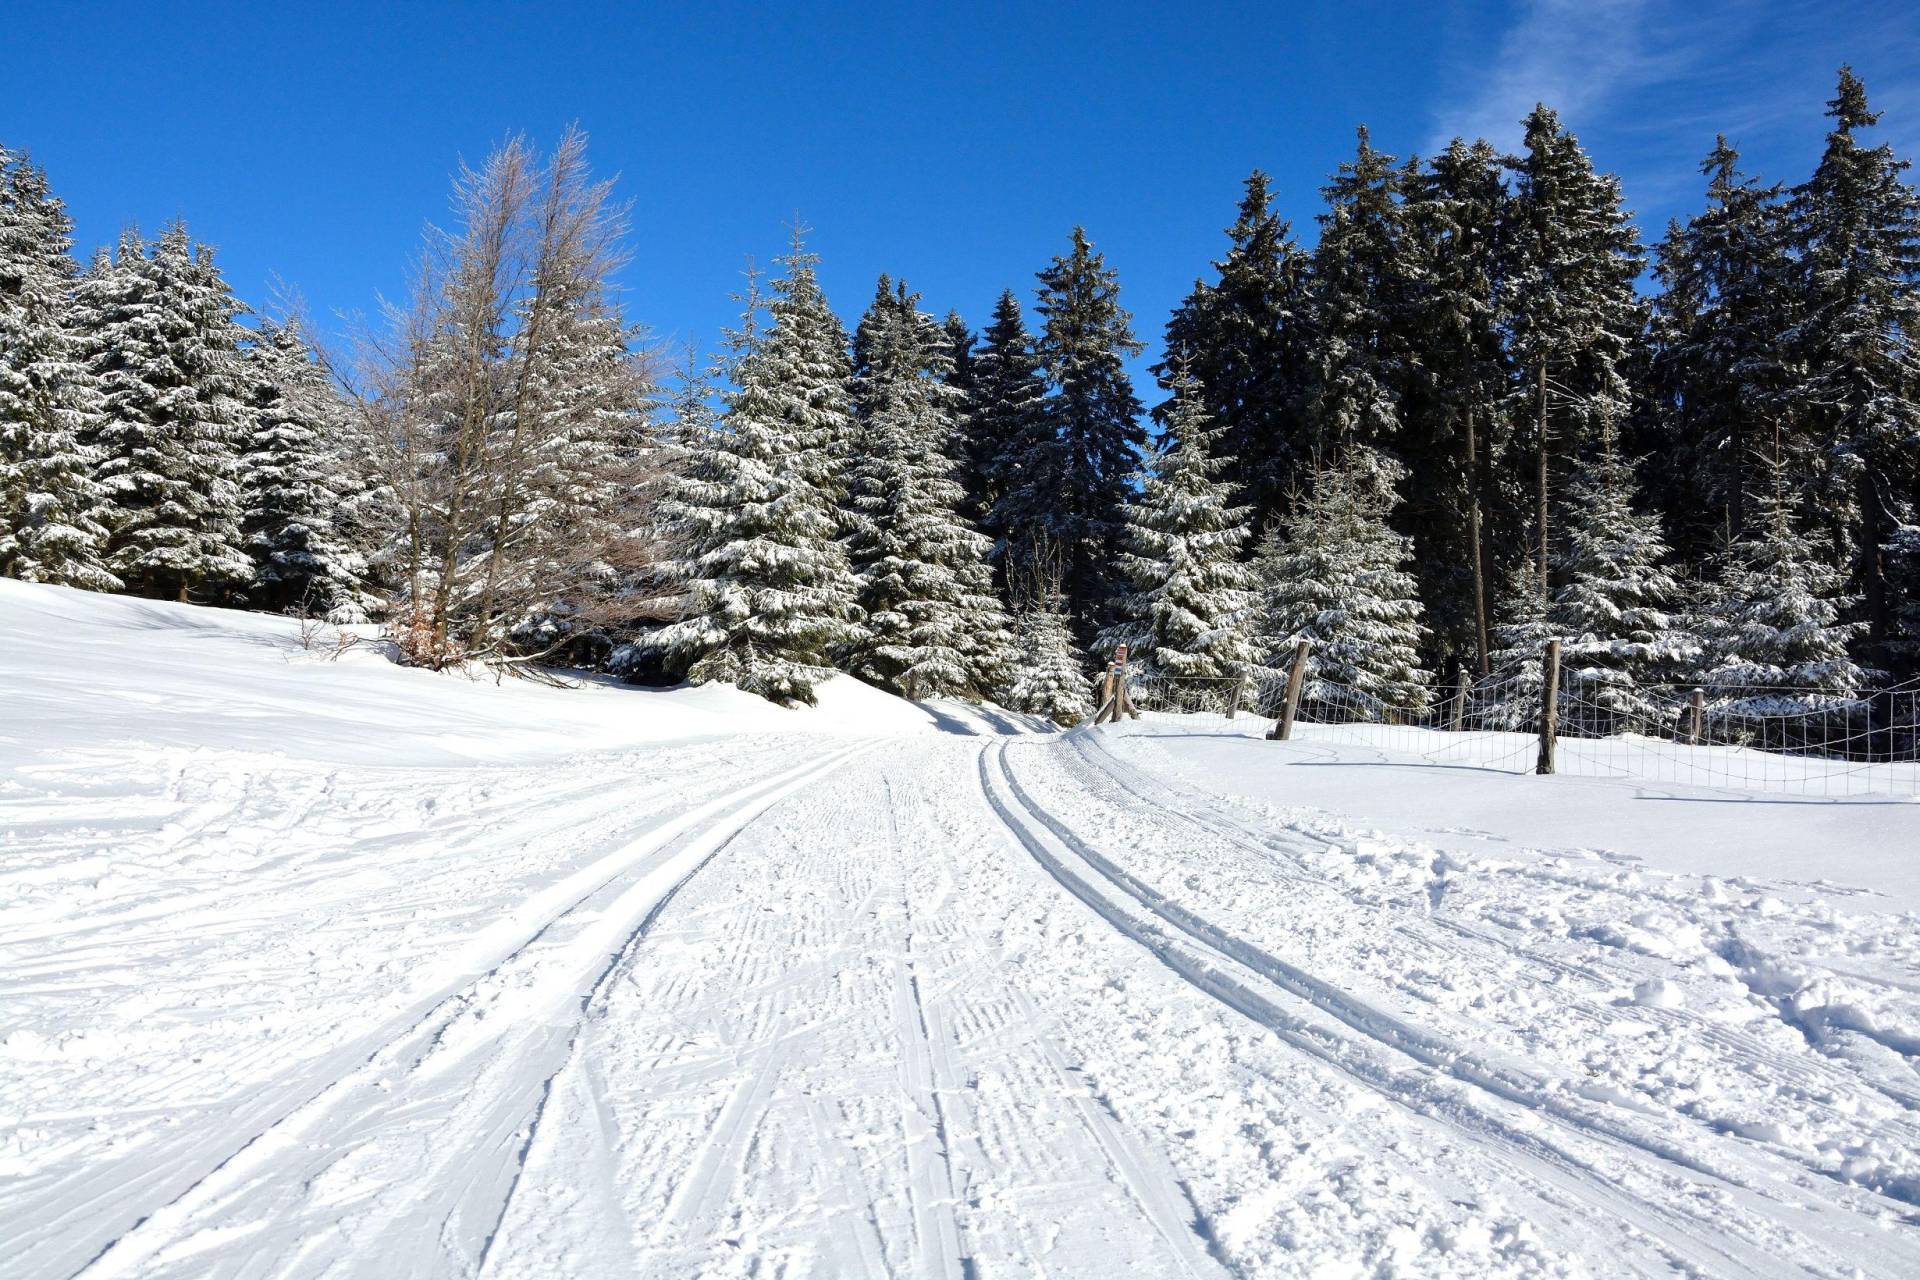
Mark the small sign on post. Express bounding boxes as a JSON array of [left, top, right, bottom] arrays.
[[1536, 639, 1561, 775]]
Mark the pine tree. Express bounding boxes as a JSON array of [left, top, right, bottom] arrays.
[[79, 224, 253, 603], [646, 241, 863, 704], [1031, 227, 1146, 637], [843, 277, 1009, 699], [1102, 371, 1255, 692], [1504, 105, 1644, 597], [1007, 585, 1092, 725], [239, 320, 371, 618], [1700, 457, 1865, 714], [1155, 170, 1315, 530], [972, 290, 1051, 579], [1549, 439, 1691, 732], [1645, 138, 1797, 563], [1480, 561, 1559, 729], [0, 148, 117, 589], [1310, 129, 1411, 460], [1783, 68, 1920, 672], [1252, 452, 1430, 720], [1402, 138, 1512, 674]]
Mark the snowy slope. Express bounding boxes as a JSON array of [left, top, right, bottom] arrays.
[[5, 580, 1920, 1278]]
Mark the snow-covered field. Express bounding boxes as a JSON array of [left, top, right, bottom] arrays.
[[5, 579, 1920, 1278]]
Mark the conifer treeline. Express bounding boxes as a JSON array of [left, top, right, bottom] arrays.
[[3, 71, 1916, 725]]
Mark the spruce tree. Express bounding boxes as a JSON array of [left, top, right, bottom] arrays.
[[1031, 227, 1146, 637], [0, 148, 117, 589], [239, 320, 371, 618], [79, 224, 253, 602], [1251, 452, 1430, 720], [646, 241, 862, 704], [972, 290, 1051, 578], [1784, 68, 1920, 671], [843, 277, 1008, 699], [1700, 458, 1865, 713], [1504, 105, 1644, 596], [1310, 129, 1411, 460], [1549, 439, 1691, 732], [1155, 170, 1315, 530], [1646, 138, 1797, 562], [1402, 138, 1512, 674], [1480, 561, 1559, 729], [1102, 371, 1255, 692], [1007, 586, 1093, 725]]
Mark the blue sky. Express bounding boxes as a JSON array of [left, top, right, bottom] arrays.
[[7, 1, 1919, 394]]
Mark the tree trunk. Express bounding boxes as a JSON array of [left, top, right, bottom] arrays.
[[1465, 407, 1489, 675], [1535, 363, 1550, 597]]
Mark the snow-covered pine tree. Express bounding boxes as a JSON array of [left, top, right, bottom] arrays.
[[1031, 227, 1146, 638], [1401, 138, 1511, 675], [843, 276, 1009, 700], [1155, 169, 1315, 531], [0, 147, 117, 590], [1783, 68, 1920, 673], [1309, 128, 1411, 461], [1645, 137, 1797, 564], [79, 224, 253, 603], [1251, 451, 1430, 721], [1548, 437, 1692, 733], [1699, 456, 1865, 716], [1006, 561, 1092, 726], [1102, 370, 1254, 701], [239, 320, 373, 618], [972, 290, 1052, 582], [1504, 105, 1644, 597], [646, 240, 863, 704], [1479, 560, 1560, 729]]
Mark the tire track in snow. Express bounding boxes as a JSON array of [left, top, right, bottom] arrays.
[[980, 738, 1900, 1277], [73, 739, 878, 1280]]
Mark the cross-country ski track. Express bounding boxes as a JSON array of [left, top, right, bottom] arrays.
[[7, 583, 1920, 1277]]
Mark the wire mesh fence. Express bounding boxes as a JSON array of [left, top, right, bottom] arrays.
[[1108, 664, 1920, 800]]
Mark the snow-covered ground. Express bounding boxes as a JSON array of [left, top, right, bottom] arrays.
[[5, 578, 1920, 1278]]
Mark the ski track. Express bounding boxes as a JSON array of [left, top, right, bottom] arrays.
[[52, 739, 880, 1280], [12, 680, 1920, 1277]]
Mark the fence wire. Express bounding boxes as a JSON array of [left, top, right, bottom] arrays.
[[1110, 667, 1920, 800]]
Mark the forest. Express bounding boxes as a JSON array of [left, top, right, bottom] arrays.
[[2, 68, 1916, 732]]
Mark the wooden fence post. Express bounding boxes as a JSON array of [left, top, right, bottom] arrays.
[[1536, 639, 1560, 775], [1688, 688, 1704, 746], [1096, 662, 1117, 725], [1450, 668, 1469, 733], [1269, 640, 1311, 741], [1226, 679, 1241, 720]]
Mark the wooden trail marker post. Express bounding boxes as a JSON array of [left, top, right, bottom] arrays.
[[1269, 640, 1310, 741], [1536, 639, 1561, 775], [1097, 661, 1119, 724], [1113, 644, 1139, 720]]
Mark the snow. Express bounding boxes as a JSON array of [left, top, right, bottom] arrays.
[[6, 578, 1920, 1277]]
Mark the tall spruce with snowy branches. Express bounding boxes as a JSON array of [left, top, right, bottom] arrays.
[[79, 225, 253, 602], [1481, 561, 1560, 728], [972, 290, 1051, 581], [1102, 371, 1254, 688], [1029, 227, 1146, 637], [1309, 129, 1410, 462], [1784, 68, 1920, 673], [1155, 170, 1315, 530], [1549, 440, 1691, 731], [1402, 138, 1512, 675], [1645, 138, 1798, 563], [647, 242, 863, 704], [239, 321, 371, 618], [843, 277, 1008, 699], [0, 148, 117, 589], [1504, 106, 1644, 597], [1252, 453, 1430, 719]]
